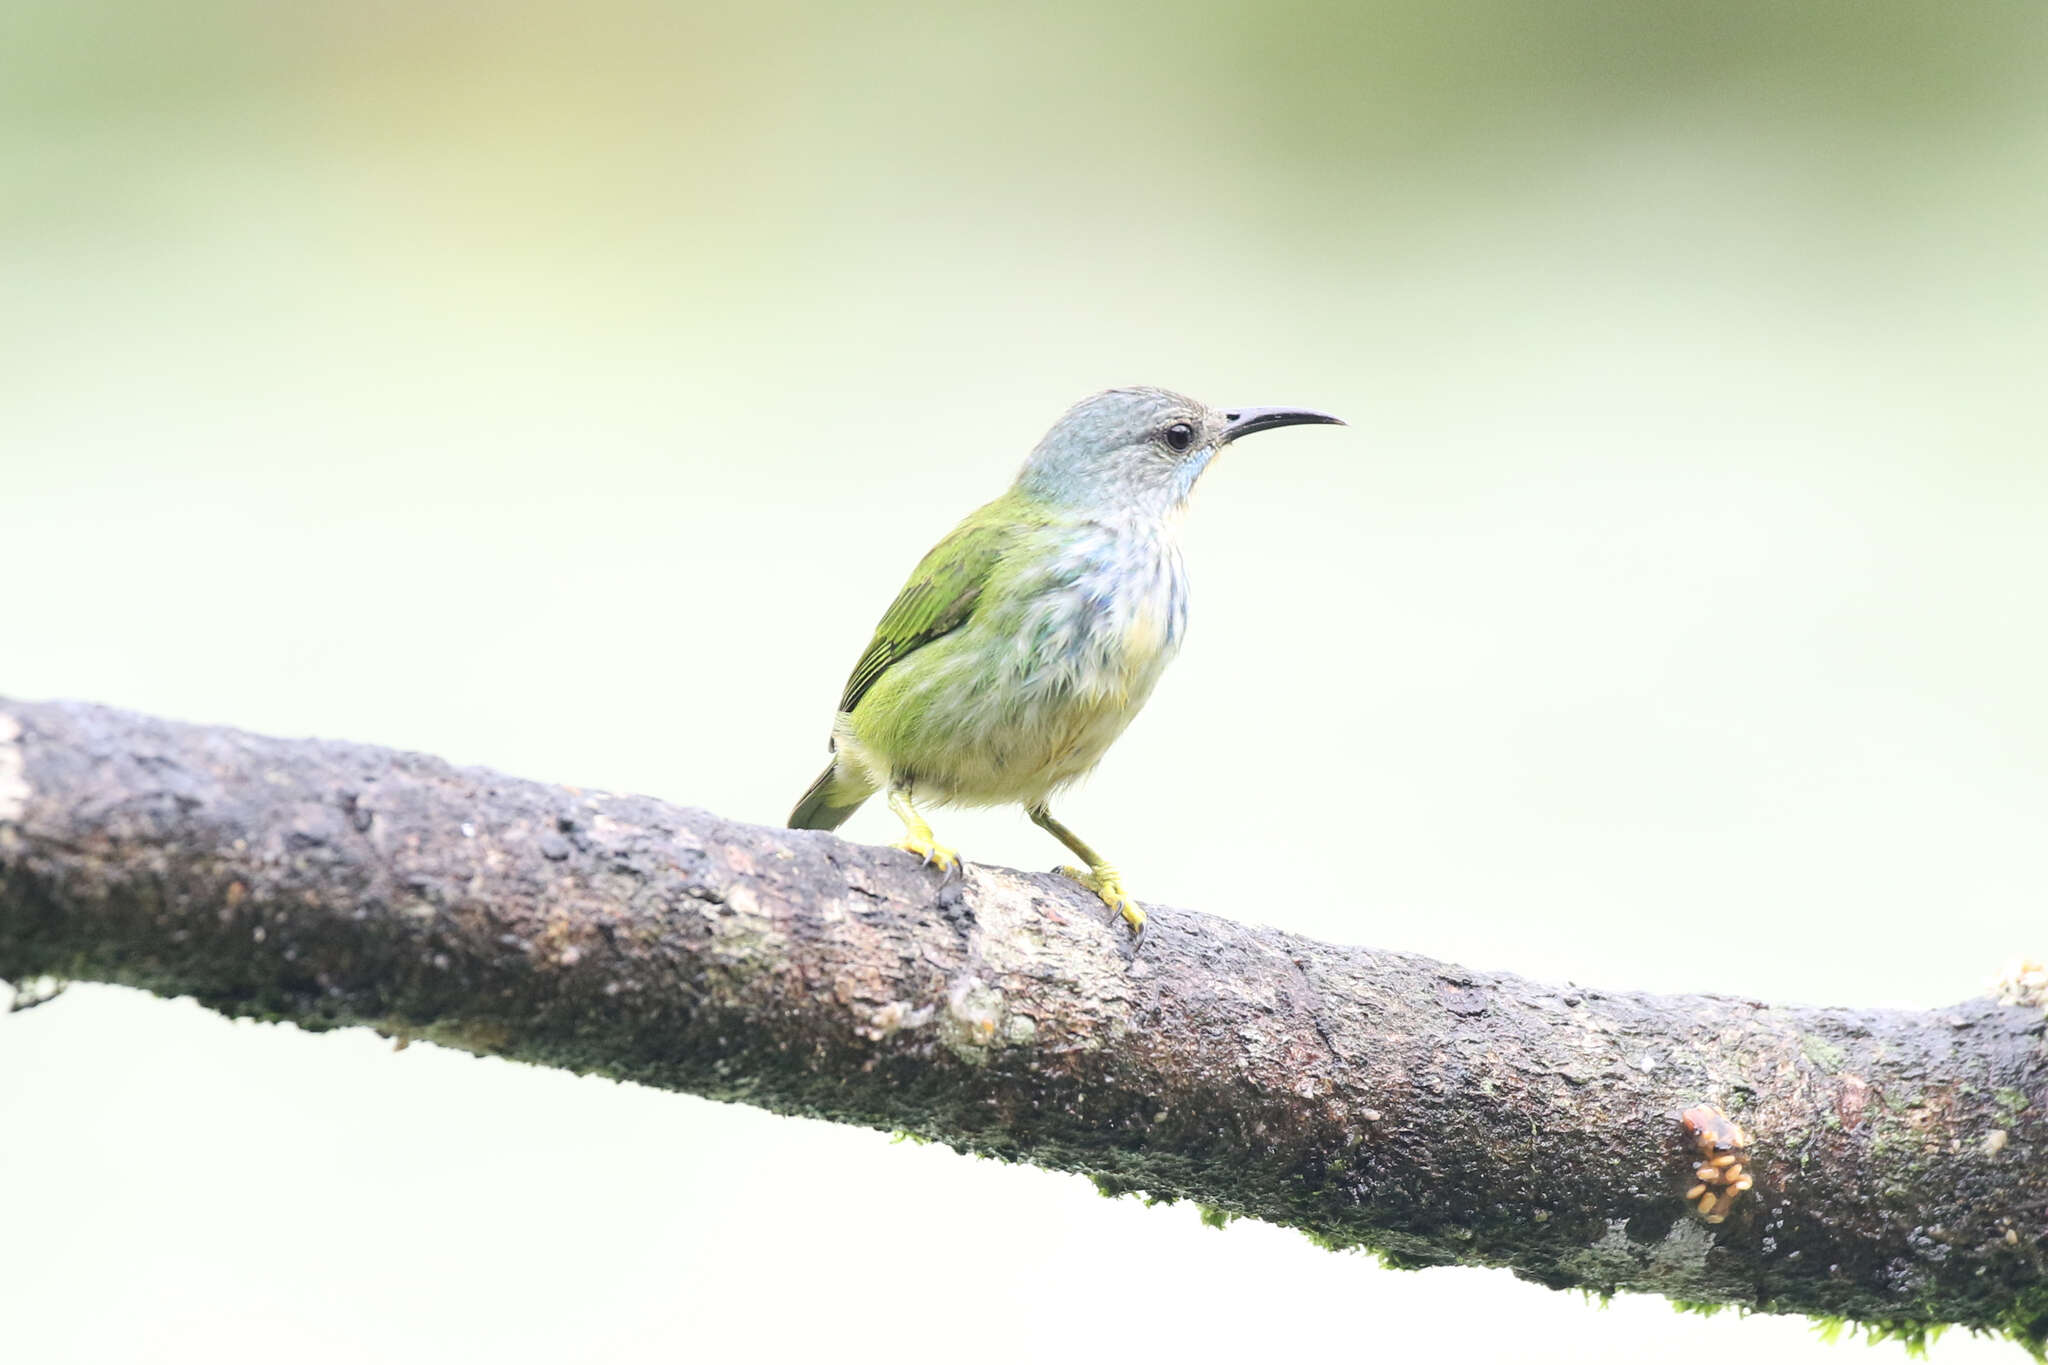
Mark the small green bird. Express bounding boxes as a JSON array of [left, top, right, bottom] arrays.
[[789, 386, 1342, 933]]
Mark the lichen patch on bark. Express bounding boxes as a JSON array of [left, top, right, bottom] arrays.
[[0, 712, 29, 823]]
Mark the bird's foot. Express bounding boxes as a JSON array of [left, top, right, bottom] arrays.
[[895, 831, 959, 874], [1058, 864, 1145, 934]]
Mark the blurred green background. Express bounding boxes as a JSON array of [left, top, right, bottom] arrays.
[[3, 1, 2043, 1360]]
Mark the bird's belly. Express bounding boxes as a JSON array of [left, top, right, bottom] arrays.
[[918, 675, 1155, 804], [1001, 685, 1140, 783], [848, 625, 1173, 806]]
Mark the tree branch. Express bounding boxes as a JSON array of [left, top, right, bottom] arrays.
[[1, 698, 2042, 1352]]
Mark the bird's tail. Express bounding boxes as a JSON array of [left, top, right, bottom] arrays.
[[788, 760, 876, 831]]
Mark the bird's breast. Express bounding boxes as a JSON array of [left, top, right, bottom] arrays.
[[1015, 518, 1188, 701], [852, 517, 1190, 805]]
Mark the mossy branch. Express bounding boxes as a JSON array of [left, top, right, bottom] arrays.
[[1, 698, 2043, 1354]]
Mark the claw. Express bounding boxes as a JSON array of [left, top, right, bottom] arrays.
[[885, 787, 958, 877], [895, 832, 959, 873], [1058, 863, 1145, 935]]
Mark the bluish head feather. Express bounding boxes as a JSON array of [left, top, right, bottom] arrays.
[[1015, 386, 1225, 515], [1013, 386, 1342, 515]]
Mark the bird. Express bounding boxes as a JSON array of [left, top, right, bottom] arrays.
[[788, 386, 1343, 935]]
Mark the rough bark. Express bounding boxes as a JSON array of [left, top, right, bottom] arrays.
[[1, 698, 2043, 1352]]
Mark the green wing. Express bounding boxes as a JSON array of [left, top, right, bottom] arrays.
[[836, 507, 1026, 717]]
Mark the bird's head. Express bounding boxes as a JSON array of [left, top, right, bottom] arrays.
[[1015, 386, 1343, 517]]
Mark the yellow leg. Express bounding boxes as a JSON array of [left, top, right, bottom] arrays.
[[1028, 804, 1144, 933], [887, 785, 958, 873]]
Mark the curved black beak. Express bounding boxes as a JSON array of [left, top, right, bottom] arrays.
[[1220, 406, 1346, 444]]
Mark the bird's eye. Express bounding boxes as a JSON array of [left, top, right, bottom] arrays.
[[1163, 422, 1195, 453]]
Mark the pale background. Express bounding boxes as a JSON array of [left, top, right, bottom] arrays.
[[3, 1, 2044, 1360]]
